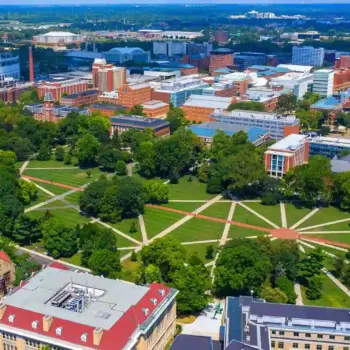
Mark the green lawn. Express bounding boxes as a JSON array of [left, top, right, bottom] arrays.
[[161, 202, 204, 213], [23, 239, 46, 253], [32, 182, 70, 195], [301, 273, 350, 308], [39, 200, 70, 209], [27, 155, 78, 169], [23, 167, 107, 187], [308, 221, 350, 232], [228, 225, 269, 238], [143, 207, 185, 239], [232, 204, 274, 228], [169, 217, 224, 242], [299, 206, 350, 230], [109, 218, 143, 243], [200, 202, 232, 220], [65, 191, 82, 205], [120, 257, 140, 283], [243, 202, 282, 227], [132, 172, 166, 185], [61, 252, 82, 266], [168, 176, 215, 200], [15, 160, 24, 170], [25, 188, 51, 209], [307, 233, 350, 245], [301, 240, 347, 259], [285, 202, 313, 228], [182, 242, 219, 263]]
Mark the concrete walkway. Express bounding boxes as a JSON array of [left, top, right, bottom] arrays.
[[301, 236, 350, 249], [300, 238, 348, 252], [294, 283, 303, 305], [220, 202, 236, 246], [280, 202, 287, 228], [298, 218, 350, 232], [19, 160, 30, 175], [25, 167, 77, 170], [182, 239, 221, 245], [301, 231, 350, 234], [168, 200, 208, 203], [23, 178, 56, 197], [22, 175, 84, 192], [138, 214, 148, 244], [323, 268, 350, 297], [238, 202, 279, 229], [290, 208, 320, 230]]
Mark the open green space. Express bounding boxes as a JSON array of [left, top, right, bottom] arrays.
[[232, 204, 274, 228], [200, 202, 232, 220], [64, 191, 82, 206], [23, 167, 107, 187], [307, 221, 350, 232], [27, 155, 78, 169], [132, 172, 166, 185], [298, 206, 350, 230], [285, 202, 313, 228], [307, 233, 350, 245], [15, 161, 24, 170], [25, 188, 51, 209], [23, 239, 46, 254], [300, 240, 348, 259], [120, 257, 140, 283], [161, 201, 203, 213], [109, 218, 143, 243], [168, 176, 215, 200], [301, 274, 350, 308], [39, 201, 70, 209], [61, 252, 82, 266], [182, 242, 218, 263], [228, 225, 268, 239], [169, 217, 224, 242], [143, 207, 185, 239], [32, 182, 70, 196], [243, 202, 282, 227]]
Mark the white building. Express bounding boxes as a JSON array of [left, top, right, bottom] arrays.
[[313, 69, 334, 97], [0, 52, 20, 87], [292, 46, 325, 67], [270, 72, 314, 100], [33, 31, 84, 45], [153, 41, 187, 56]]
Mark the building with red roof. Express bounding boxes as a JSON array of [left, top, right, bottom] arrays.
[[0, 250, 15, 297], [0, 264, 177, 349]]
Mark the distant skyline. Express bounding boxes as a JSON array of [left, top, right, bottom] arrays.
[[1, 0, 350, 4]]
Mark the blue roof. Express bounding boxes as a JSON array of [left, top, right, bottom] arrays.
[[311, 96, 342, 110], [170, 335, 213, 350], [215, 67, 233, 73], [250, 65, 290, 73]]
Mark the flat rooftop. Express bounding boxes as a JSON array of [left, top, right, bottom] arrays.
[[183, 94, 232, 109], [309, 136, 350, 147], [110, 115, 169, 129], [142, 100, 168, 109], [268, 134, 307, 151]]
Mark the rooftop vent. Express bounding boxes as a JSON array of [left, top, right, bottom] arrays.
[[142, 308, 149, 316], [151, 298, 157, 306], [31, 320, 39, 329], [56, 327, 63, 335], [159, 289, 165, 297], [8, 314, 15, 323], [81, 333, 88, 342]]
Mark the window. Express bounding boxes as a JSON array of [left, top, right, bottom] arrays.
[[317, 346, 322, 350], [272, 330, 276, 335], [293, 343, 298, 348], [344, 347, 349, 350], [318, 335, 323, 339], [329, 347, 334, 350], [329, 336, 335, 340], [306, 334, 311, 338], [279, 331, 285, 336], [278, 342, 284, 349], [271, 341, 276, 348], [294, 333, 299, 337], [345, 337, 350, 341], [305, 345, 310, 350]]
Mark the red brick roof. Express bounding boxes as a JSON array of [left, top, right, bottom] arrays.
[[49, 261, 70, 271], [0, 250, 11, 264]]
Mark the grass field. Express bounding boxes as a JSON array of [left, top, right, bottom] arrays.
[[301, 273, 350, 308], [169, 217, 224, 242], [132, 172, 166, 185], [143, 207, 185, 239], [27, 155, 78, 169], [232, 204, 274, 228], [299, 206, 350, 229], [161, 202, 204, 213], [243, 202, 282, 227], [64, 191, 82, 205], [307, 233, 350, 245], [25, 188, 51, 208], [168, 176, 215, 200], [307, 221, 350, 232], [284, 202, 313, 228], [61, 252, 82, 266], [200, 202, 232, 220], [228, 225, 269, 239], [300, 240, 348, 259], [182, 242, 218, 263], [32, 182, 70, 195], [120, 257, 140, 283], [109, 218, 143, 243]]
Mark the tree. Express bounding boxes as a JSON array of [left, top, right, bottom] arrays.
[[19, 89, 39, 104], [275, 276, 297, 304], [98, 148, 122, 172], [131, 250, 137, 262], [55, 146, 65, 161], [206, 176, 223, 194], [130, 104, 146, 116], [19, 179, 37, 205], [206, 245, 214, 259], [260, 282, 288, 304], [297, 249, 324, 285], [144, 264, 162, 283], [227, 101, 265, 112], [75, 133, 101, 167], [13, 215, 41, 245], [135, 141, 156, 178], [129, 220, 138, 235], [88, 249, 121, 278], [86, 115, 111, 143], [261, 192, 279, 205], [172, 264, 211, 314], [115, 160, 127, 175], [306, 275, 323, 300], [0, 150, 16, 169], [334, 172, 350, 210], [296, 109, 323, 130], [342, 265, 350, 288], [276, 94, 297, 115], [36, 142, 51, 161], [198, 163, 209, 183], [143, 182, 169, 204], [166, 107, 187, 133], [333, 257, 345, 278]]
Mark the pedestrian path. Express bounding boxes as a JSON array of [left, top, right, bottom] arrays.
[[19, 160, 30, 174], [238, 202, 279, 229], [290, 208, 320, 229], [22, 175, 83, 191], [294, 283, 303, 305], [301, 236, 350, 249], [25, 167, 77, 170], [298, 218, 350, 232], [280, 202, 287, 228], [322, 268, 350, 297], [220, 202, 236, 246], [138, 214, 148, 244]]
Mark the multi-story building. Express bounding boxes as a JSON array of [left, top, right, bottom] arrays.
[[308, 136, 350, 158], [90, 103, 127, 117], [0, 250, 15, 297], [335, 56, 350, 69], [60, 89, 99, 107], [209, 48, 234, 75], [234, 52, 267, 71], [144, 68, 180, 80], [37, 77, 89, 101], [151, 75, 209, 107], [110, 115, 170, 137], [103, 47, 151, 64], [214, 30, 229, 44], [118, 83, 152, 109], [313, 69, 334, 97], [216, 72, 252, 96], [270, 72, 314, 100], [92, 59, 126, 93], [25, 92, 91, 123], [222, 296, 350, 350], [0, 262, 177, 350], [187, 42, 213, 56], [0, 83, 32, 104], [210, 110, 300, 140], [292, 46, 325, 67], [333, 69, 350, 92], [0, 52, 20, 87], [153, 41, 187, 57], [141, 100, 170, 118], [183, 94, 233, 123], [33, 31, 84, 50], [264, 134, 309, 177], [202, 82, 237, 98]]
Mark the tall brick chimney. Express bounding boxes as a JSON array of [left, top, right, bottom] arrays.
[[29, 46, 34, 83]]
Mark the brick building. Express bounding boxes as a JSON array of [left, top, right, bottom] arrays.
[[214, 30, 229, 44], [141, 100, 170, 118], [179, 64, 199, 76], [118, 83, 152, 109], [90, 103, 127, 118], [202, 82, 237, 98], [0, 262, 178, 350], [110, 115, 170, 137], [37, 78, 88, 101], [335, 56, 350, 69], [0, 83, 32, 104], [264, 134, 309, 177], [209, 48, 234, 75], [333, 69, 350, 92], [0, 251, 15, 297], [60, 90, 99, 107], [183, 95, 233, 123]]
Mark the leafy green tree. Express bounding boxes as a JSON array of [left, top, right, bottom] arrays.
[[276, 94, 297, 115], [166, 107, 187, 133], [86, 115, 111, 143], [88, 249, 121, 278], [55, 146, 65, 161], [260, 282, 288, 304], [131, 250, 137, 262], [0, 236, 17, 260], [19, 89, 39, 104], [334, 172, 350, 210], [36, 142, 51, 161], [8, 137, 33, 161], [296, 109, 323, 130], [206, 245, 215, 259], [206, 176, 223, 194], [143, 182, 169, 204], [198, 163, 209, 183], [115, 160, 127, 175], [297, 249, 324, 285], [342, 265, 350, 288], [275, 276, 297, 304], [136, 141, 156, 178], [210, 131, 232, 160], [64, 154, 72, 165], [228, 101, 265, 112], [98, 185, 122, 223], [333, 257, 345, 278], [98, 148, 122, 172], [130, 104, 146, 116], [75, 133, 101, 167], [0, 150, 16, 169], [306, 275, 323, 300], [144, 264, 162, 283], [13, 215, 41, 245], [129, 220, 138, 234], [18, 179, 37, 205]]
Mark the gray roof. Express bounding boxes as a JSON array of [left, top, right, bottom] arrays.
[[331, 159, 350, 173], [110, 115, 169, 130], [5, 267, 150, 330], [170, 335, 213, 350]]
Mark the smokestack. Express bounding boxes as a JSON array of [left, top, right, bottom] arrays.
[[29, 46, 34, 83]]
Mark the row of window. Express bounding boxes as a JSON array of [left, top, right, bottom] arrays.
[[3, 344, 17, 350], [2, 332, 16, 341], [272, 341, 349, 350], [272, 330, 350, 341]]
